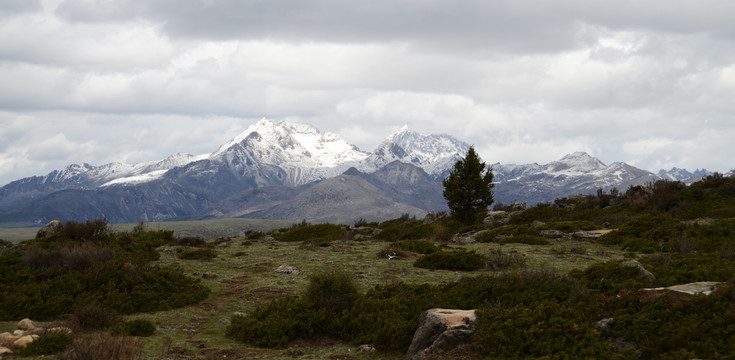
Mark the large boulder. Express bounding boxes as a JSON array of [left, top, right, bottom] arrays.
[[17, 318, 35, 331], [406, 309, 477, 360], [12, 335, 38, 349], [275, 265, 301, 275], [0, 333, 17, 347], [621, 260, 658, 286], [483, 211, 511, 226], [36, 220, 62, 238]]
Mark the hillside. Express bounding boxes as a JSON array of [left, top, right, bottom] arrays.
[[1, 174, 734, 359]]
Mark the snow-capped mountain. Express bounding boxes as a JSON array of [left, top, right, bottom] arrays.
[[0, 152, 206, 209], [0, 119, 682, 225], [657, 167, 712, 184], [366, 126, 471, 180], [493, 152, 660, 205], [208, 119, 370, 186]]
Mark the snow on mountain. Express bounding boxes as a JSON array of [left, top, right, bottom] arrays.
[[209, 118, 370, 186], [366, 126, 470, 179], [657, 167, 712, 184], [491, 163, 543, 182], [98, 153, 208, 187], [492, 152, 660, 205], [543, 152, 608, 176], [212, 118, 368, 166]]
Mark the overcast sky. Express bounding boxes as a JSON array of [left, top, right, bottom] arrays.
[[1, 0, 734, 186]]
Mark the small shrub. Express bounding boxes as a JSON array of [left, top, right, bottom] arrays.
[[72, 305, 120, 331], [58, 335, 143, 360], [227, 269, 360, 348], [277, 223, 346, 243], [414, 250, 487, 271], [112, 319, 156, 337], [57, 219, 111, 242], [241, 240, 253, 246], [305, 269, 360, 313], [16, 332, 73, 356], [245, 230, 266, 239], [211, 237, 230, 247], [430, 223, 452, 242], [174, 236, 207, 247], [226, 297, 306, 348], [177, 247, 217, 260], [474, 300, 620, 359], [485, 249, 526, 270], [568, 260, 647, 293], [374, 219, 433, 241]]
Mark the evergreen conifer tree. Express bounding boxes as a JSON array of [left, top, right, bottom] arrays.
[[442, 146, 494, 224]]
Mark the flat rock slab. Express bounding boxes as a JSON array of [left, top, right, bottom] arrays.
[[643, 281, 720, 296]]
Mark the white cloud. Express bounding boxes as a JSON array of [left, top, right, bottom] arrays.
[[1, 0, 735, 186]]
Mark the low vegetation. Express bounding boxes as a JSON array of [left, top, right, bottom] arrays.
[[0, 219, 210, 320], [1, 174, 734, 358]]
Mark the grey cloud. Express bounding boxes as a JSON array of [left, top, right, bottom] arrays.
[[0, 0, 41, 17], [53, 0, 735, 54]]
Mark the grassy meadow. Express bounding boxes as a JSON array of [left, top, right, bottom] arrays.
[[0, 218, 293, 243]]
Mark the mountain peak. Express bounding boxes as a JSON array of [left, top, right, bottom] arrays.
[[211, 117, 276, 157], [368, 128, 470, 180], [547, 152, 607, 174]]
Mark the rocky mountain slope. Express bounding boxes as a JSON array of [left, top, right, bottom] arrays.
[[657, 167, 712, 184], [0, 119, 694, 225], [492, 152, 661, 205]]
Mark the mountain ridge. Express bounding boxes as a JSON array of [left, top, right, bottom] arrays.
[[1, 119, 719, 225]]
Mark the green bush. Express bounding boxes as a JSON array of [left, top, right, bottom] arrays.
[[414, 250, 487, 271], [226, 269, 359, 348], [0, 223, 209, 320], [608, 286, 735, 359], [55, 219, 111, 242], [485, 249, 526, 270], [112, 319, 156, 337], [474, 300, 624, 359], [640, 252, 735, 286], [569, 260, 648, 293], [305, 270, 360, 313], [374, 219, 433, 241], [177, 247, 217, 260], [245, 230, 266, 239], [174, 236, 207, 247], [16, 332, 73, 356], [226, 297, 308, 348], [277, 223, 345, 243]]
